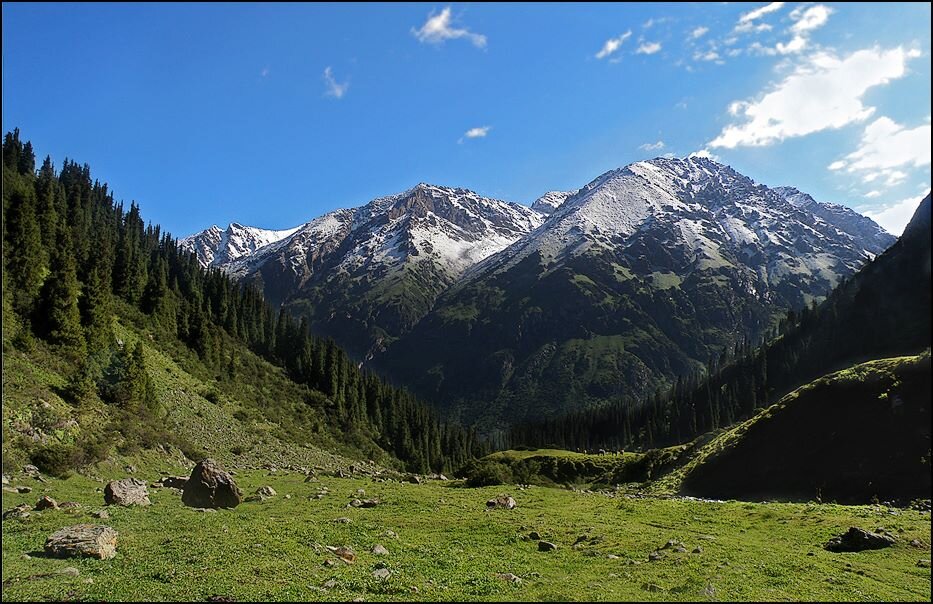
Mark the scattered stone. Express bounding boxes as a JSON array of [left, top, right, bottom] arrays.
[[284, 494, 291, 500], [326, 545, 356, 564], [35, 496, 59, 511], [692, 546, 703, 554], [123, 464, 137, 474], [59, 501, 81, 510], [104, 478, 151, 506], [182, 459, 242, 509], [538, 541, 557, 552], [385, 530, 398, 539], [2, 486, 18, 494], [573, 535, 589, 546], [348, 499, 362, 508], [372, 567, 391, 580], [406, 474, 422, 485], [1, 474, 8, 485], [23, 464, 40, 477], [674, 546, 688, 554], [648, 551, 663, 562], [256, 486, 277, 499], [496, 572, 522, 584], [356, 488, 366, 496], [58, 567, 80, 577], [44, 524, 118, 560], [486, 495, 517, 510], [16, 486, 32, 494], [825, 528, 896, 552], [334, 517, 352, 524], [607, 554, 619, 560], [323, 579, 338, 589], [3, 503, 32, 520], [322, 559, 336, 568], [371, 544, 389, 556], [918, 559, 931, 568], [643, 583, 663, 592], [528, 531, 541, 540], [410, 586, 419, 593], [660, 539, 683, 550], [92, 509, 110, 520], [910, 539, 925, 548]]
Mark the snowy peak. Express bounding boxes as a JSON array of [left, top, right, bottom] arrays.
[[180, 222, 300, 268], [531, 191, 575, 215]]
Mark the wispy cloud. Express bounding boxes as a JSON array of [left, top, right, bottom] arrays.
[[595, 31, 632, 60], [691, 26, 709, 39], [412, 6, 486, 48], [791, 4, 832, 34], [736, 2, 785, 32], [709, 46, 919, 148], [639, 140, 666, 151], [828, 116, 931, 188], [323, 67, 349, 99], [458, 126, 491, 144], [260, 66, 270, 78], [636, 41, 662, 55]]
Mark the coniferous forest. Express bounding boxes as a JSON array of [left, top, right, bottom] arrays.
[[2, 129, 485, 474]]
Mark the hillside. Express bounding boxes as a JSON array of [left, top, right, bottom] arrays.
[[677, 353, 931, 503]]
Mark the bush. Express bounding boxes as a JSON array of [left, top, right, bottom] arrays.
[[30, 444, 79, 478], [462, 459, 513, 487]]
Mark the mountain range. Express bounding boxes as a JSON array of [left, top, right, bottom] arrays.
[[181, 157, 896, 427]]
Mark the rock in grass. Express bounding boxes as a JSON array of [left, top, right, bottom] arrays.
[[825, 527, 896, 552], [372, 567, 391, 580], [496, 572, 522, 584], [326, 545, 356, 563], [3, 503, 32, 520], [487, 495, 517, 510], [16, 486, 32, 494], [918, 559, 931, 568], [155, 476, 188, 489], [35, 496, 59, 511], [256, 486, 277, 499], [44, 524, 118, 560], [92, 509, 110, 519], [538, 541, 557, 552], [182, 459, 242, 509], [59, 501, 81, 510], [371, 544, 389, 555], [528, 531, 541, 540], [104, 478, 151, 506], [648, 551, 663, 561]]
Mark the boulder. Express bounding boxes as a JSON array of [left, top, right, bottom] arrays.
[[256, 486, 277, 499], [3, 503, 32, 520], [44, 524, 118, 560], [538, 541, 557, 552], [486, 495, 517, 510], [104, 478, 151, 506], [59, 501, 81, 510], [182, 459, 242, 509], [825, 528, 896, 552], [35, 496, 59, 511], [371, 544, 389, 556]]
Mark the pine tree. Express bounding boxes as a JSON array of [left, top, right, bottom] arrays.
[[37, 225, 85, 355]]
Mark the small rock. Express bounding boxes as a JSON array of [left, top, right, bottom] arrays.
[[496, 572, 522, 584], [643, 583, 663, 592], [323, 579, 338, 589], [674, 546, 688, 554], [284, 494, 291, 500], [385, 530, 398, 539], [648, 551, 663, 562], [661, 539, 682, 550], [372, 567, 391, 580], [573, 535, 589, 546], [23, 464, 40, 476], [406, 474, 422, 484], [348, 499, 363, 508], [825, 527, 896, 552], [356, 488, 366, 496], [410, 586, 419, 593], [909, 539, 925, 548], [92, 509, 110, 519], [326, 545, 356, 563], [918, 559, 931, 568], [1, 474, 9, 485], [538, 541, 557, 552], [255, 486, 277, 499], [486, 495, 517, 510], [3, 503, 32, 520], [322, 559, 336, 568], [16, 486, 32, 494], [607, 554, 619, 559], [104, 478, 151, 507], [44, 524, 118, 560], [35, 496, 59, 511], [334, 517, 352, 524], [158, 476, 188, 489], [692, 546, 703, 554], [806, 551, 815, 556], [59, 501, 81, 510], [58, 567, 80, 577], [528, 531, 541, 540], [371, 544, 389, 556]]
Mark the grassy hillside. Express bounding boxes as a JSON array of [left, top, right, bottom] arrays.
[[2, 468, 930, 602], [674, 353, 931, 503]]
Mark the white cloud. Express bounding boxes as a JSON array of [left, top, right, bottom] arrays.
[[827, 160, 846, 171], [864, 196, 925, 235], [323, 67, 349, 99], [834, 117, 931, 173], [694, 49, 721, 62], [636, 41, 662, 55], [412, 6, 486, 48], [458, 126, 491, 144], [735, 2, 785, 32], [791, 5, 832, 33], [595, 31, 632, 59], [690, 148, 720, 161], [775, 34, 808, 55], [691, 26, 709, 39], [639, 140, 666, 151], [864, 190, 882, 198], [709, 46, 919, 148]]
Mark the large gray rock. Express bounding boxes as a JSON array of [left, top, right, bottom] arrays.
[[104, 478, 151, 506], [486, 495, 516, 510], [825, 527, 896, 552], [44, 524, 118, 560], [182, 459, 242, 509]]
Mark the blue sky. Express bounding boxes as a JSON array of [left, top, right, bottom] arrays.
[[2, 3, 930, 236]]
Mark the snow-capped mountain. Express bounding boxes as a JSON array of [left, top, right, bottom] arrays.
[[377, 157, 897, 426], [180, 223, 299, 268], [530, 190, 575, 215]]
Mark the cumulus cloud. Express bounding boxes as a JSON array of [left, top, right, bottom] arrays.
[[694, 49, 721, 62], [834, 117, 931, 174], [691, 26, 709, 39], [639, 141, 666, 151], [690, 148, 720, 161], [458, 126, 491, 144], [864, 196, 926, 235], [595, 31, 632, 59], [636, 41, 662, 55], [864, 190, 882, 198], [791, 4, 833, 33], [323, 67, 349, 99], [412, 6, 486, 48], [709, 46, 920, 148]]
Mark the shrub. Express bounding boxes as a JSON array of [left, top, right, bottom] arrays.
[[462, 459, 513, 487]]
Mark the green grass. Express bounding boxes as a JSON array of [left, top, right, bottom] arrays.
[[2, 469, 930, 601]]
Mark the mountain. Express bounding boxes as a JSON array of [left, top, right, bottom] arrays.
[[207, 184, 544, 359], [509, 193, 931, 454], [180, 222, 299, 268], [530, 190, 575, 215], [677, 352, 931, 503], [376, 157, 897, 427], [774, 186, 895, 254]]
